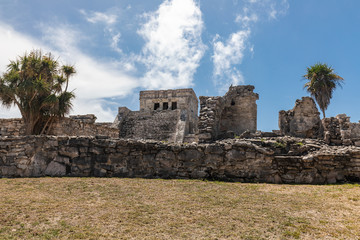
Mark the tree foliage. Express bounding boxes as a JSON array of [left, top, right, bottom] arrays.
[[0, 50, 76, 135], [303, 63, 343, 118]]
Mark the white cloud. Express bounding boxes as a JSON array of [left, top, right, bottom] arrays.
[[80, 9, 117, 25], [80, 9, 123, 55], [268, 0, 289, 20], [212, 30, 250, 90], [137, 0, 206, 89], [0, 22, 139, 122], [235, 8, 258, 27], [0, 23, 42, 73], [0, 23, 43, 118], [212, 0, 289, 92], [110, 32, 122, 54]]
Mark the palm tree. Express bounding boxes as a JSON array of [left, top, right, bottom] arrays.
[[62, 65, 76, 93], [303, 63, 343, 118], [0, 50, 76, 135]]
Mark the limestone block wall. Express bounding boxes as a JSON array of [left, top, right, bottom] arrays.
[[140, 88, 198, 113], [1, 136, 360, 184], [198, 96, 224, 142], [50, 118, 119, 138], [219, 85, 259, 137], [279, 97, 322, 138], [118, 109, 185, 142], [323, 114, 360, 146], [0, 116, 118, 138], [0, 119, 25, 136], [198, 85, 259, 143], [139, 88, 198, 135]]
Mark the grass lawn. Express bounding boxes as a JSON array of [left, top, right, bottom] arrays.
[[0, 178, 359, 239]]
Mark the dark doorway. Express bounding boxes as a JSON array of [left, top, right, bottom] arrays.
[[163, 102, 169, 110], [154, 103, 160, 110], [171, 102, 177, 110]]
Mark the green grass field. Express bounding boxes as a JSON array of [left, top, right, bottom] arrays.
[[0, 178, 359, 239]]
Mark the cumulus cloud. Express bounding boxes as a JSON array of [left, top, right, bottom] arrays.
[[212, 0, 289, 92], [0, 22, 139, 121], [212, 30, 250, 91], [40, 24, 139, 120], [0, 23, 43, 118], [0, 23, 42, 72], [80, 9, 117, 25], [137, 0, 206, 89]]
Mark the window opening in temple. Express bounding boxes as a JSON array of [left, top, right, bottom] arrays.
[[163, 102, 169, 110], [154, 103, 160, 110], [171, 102, 177, 110], [231, 99, 235, 106]]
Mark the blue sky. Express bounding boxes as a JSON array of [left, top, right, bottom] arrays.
[[0, 0, 359, 131]]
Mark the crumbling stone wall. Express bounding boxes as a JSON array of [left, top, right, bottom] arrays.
[[0, 119, 25, 136], [198, 96, 224, 142], [118, 109, 184, 142], [50, 117, 119, 138], [219, 85, 259, 137], [1, 136, 360, 184], [279, 97, 322, 138], [198, 85, 259, 142], [115, 88, 198, 143], [323, 114, 360, 146], [0, 115, 118, 138]]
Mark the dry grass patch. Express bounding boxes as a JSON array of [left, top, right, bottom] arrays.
[[0, 178, 359, 239]]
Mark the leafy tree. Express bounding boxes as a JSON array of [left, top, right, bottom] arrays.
[[0, 50, 76, 135], [303, 63, 343, 118]]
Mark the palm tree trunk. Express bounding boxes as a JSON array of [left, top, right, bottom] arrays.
[[64, 77, 69, 93]]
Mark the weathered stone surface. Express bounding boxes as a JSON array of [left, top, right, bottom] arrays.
[[45, 161, 66, 176], [114, 88, 198, 143], [0, 119, 25, 136], [0, 116, 118, 138], [279, 97, 322, 138], [1, 136, 359, 184], [323, 114, 360, 146], [198, 85, 259, 143]]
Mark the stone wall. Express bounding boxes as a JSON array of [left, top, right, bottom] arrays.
[[219, 85, 259, 136], [323, 114, 360, 146], [198, 85, 259, 143], [50, 117, 119, 138], [1, 136, 359, 184], [279, 97, 322, 138], [0, 115, 118, 138], [139, 88, 198, 135], [118, 109, 185, 142], [198, 96, 224, 142], [0, 119, 25, 136], [115, 88, 199, 143]]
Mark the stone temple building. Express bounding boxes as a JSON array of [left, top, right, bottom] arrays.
[[113, 85, 259, 143], [198, 85, 259, 142], [113, 88, 198, 143]]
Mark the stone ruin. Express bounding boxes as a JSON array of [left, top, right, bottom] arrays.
[[279, 97, 323, 139], [112, 85, 259, 143], [2, 84, 360, 146], [322, 114, 360, 146], [2, 84, 360, 183], [113, 88, 198, 143], [198, 85, 259, 142], [278, 97, 360, 146], [0, 114, 118, 138]]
